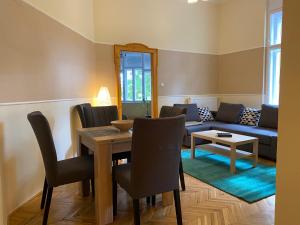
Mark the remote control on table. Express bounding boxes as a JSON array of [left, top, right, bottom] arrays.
[[217, 132, 232, 137]]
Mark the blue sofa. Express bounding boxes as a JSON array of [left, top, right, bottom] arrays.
[[179, 103, 278, 161]]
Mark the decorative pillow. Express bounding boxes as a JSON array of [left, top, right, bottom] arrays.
[[240, 107, 261, 126], [173, 104, 200, 122], [215, 102, 244, 124], [198, 107, 214, 122], [258, 104, 278, 129]]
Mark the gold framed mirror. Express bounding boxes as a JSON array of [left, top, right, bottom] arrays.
[[114, 43, 158, 119]]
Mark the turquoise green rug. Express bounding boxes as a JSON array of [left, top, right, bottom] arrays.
[[181, 149, 276, 203]]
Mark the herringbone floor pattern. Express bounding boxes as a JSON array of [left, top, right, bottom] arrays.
[[9, 173, 275, 225]]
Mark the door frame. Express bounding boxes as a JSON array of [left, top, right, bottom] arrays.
[[114, 43, 158, 119]]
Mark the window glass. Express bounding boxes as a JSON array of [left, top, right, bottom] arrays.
[[143, 53, 151, 70], [120, 72, 124, 101], [120, 52, 152, 102], [126, 69, 133, 101], [269, 48, 281, 105], [134, 69, 143, 101], [267, 10, 282, 106], [124, 52, 143, 68], [145, 71, 152, 101], [270, 11, 283, 46]]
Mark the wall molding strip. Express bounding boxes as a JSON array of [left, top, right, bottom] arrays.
[[0, 98, 92, 107]]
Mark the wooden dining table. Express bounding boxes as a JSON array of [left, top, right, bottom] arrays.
[[77, 126, 173, 225]]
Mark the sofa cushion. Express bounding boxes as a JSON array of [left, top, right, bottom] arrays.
[[174, 104, 200, 122], [258, 104, 278, 129], [198, 107, 214, 122], [215, 103, 244, 124], [210, 123, 277, 145], [240, 107, 261, 126]]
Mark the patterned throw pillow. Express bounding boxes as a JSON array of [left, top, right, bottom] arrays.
[[240, 107, 261, 126], [198, 107, 214, 122]]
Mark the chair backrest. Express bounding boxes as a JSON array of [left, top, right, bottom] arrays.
[[159, 106, 187, 118], [27, 112, 58, 186], [75, 103, 93, 128], [92, 106, 118, 127], [75, 104, 118, 128], [130, 116, 185, 198]]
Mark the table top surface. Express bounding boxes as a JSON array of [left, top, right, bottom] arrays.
[[192, 129, 258, 145], [77, 126, 132, 143]]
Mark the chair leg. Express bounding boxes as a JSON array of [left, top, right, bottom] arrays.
[[40, 177, 48, 209], [127, 154, 131, 163], [91, 179, 95, 197], [133, 199, 140, 225], [113, 160, 119, 166], [42, 187, 53, 225], [146, 196, 150, 205], [179, 159, 186, 191], [151, 195, 156, 206], [173, 189, 183, 225], [112, 173, 117, 216]]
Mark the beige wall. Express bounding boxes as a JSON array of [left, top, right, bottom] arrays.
[[23, 0, 95, 41], [158, 50, 218, 96], [217, 0, 268, 106], [95, 44, 117, 97], [0, 1, 98, 224], [218, 0, 267, 54], [94, 0, 219, 54], [0, 0, 99, 103], [275, 0, 300, 224], [218, 48, 265, 94]]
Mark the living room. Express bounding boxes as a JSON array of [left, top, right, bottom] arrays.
[[0, 0, 299, 225]]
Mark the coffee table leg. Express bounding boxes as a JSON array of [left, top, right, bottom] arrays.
[[230, 145, 236, 174], [253, 140, 258, 167], [191, 134, 195, 159]]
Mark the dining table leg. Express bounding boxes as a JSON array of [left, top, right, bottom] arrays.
[[94, 143, 113, 225], [77, 136, 91, 197]]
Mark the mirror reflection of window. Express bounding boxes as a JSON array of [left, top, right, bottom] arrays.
[[120, 51, 152, 103]]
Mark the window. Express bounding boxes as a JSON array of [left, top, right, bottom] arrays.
[[120, 51, 151, 102], [267, 10, 283, 105]]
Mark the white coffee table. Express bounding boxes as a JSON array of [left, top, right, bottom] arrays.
[[191, 130, 259, 174]]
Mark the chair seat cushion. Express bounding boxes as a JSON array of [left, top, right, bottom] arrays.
[[114, 163, 132, 194], [55, 156, 94, 187]]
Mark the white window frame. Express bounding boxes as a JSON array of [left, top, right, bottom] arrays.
[[265, 7, 283, 106]]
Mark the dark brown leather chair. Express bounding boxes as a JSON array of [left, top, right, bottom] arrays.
[[27, 111, 94, 225], [113, 116, 185, 225], [75, 104, 130, 163], [75, 104, 131, 196], [159, 106, 186, 191]]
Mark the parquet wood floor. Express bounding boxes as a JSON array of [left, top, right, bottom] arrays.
[[9, 173, 275, 225]]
